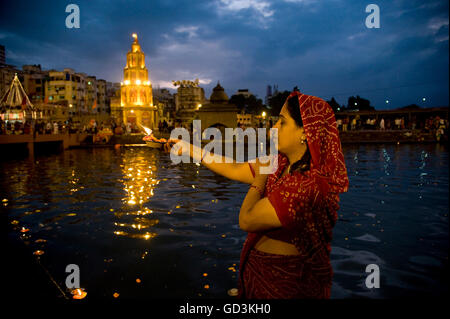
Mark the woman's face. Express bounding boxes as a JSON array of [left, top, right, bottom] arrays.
[[272, 102, 305, 153]]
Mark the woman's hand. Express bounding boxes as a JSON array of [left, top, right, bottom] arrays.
[[252, 158, 271, 188], [163, 138, 181, 154]]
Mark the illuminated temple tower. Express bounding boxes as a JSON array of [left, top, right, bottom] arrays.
[[113, 33, 156, 128]]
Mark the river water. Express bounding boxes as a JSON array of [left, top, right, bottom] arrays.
[[1, 143, 448, 298]]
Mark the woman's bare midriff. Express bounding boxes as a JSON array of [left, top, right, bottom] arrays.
[[252, 167, 300, 256], [254, 235, 300, 255]]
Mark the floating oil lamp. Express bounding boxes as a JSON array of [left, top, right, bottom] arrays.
[[33, 250, 44, 256], [228, 266, 236, 272], [20, 227, 29, 233], [228, 288, 238, 296], [71, 288, 87, 300]]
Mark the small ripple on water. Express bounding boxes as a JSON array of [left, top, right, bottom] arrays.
[[353, 234, 381, 243]]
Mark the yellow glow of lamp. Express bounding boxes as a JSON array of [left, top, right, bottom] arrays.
[[132, 33, 137, 39], [136, 80, 141, 85], [262, 111, 266, 118], [124, 80, 130, 85]]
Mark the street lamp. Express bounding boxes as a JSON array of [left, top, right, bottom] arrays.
[[262, 111, 266, 118]]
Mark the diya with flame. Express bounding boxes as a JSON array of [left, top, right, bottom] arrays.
[[141, 125, 167, 149]]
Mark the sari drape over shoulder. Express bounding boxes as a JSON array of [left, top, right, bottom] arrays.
[[238, 91, 349, 299]]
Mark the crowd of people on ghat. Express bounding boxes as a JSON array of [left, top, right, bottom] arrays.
[[335, 115, 448, 135], [1, 114, 448, 142]]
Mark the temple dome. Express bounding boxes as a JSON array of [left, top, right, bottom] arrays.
[[209, 82, 229, 103]]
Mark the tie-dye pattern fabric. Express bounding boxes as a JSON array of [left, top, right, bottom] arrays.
[[238, 91, 349, 299]]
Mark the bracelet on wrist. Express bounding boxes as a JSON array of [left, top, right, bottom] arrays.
[[249, 184, 264, 197], [200, 149, 206, 162]]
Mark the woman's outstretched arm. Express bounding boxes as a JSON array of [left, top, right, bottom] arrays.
[[164, 139, 258, 184]]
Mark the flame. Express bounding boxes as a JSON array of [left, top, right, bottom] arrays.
[[72, 288, 87, 300], [139, 124, 152, 136]]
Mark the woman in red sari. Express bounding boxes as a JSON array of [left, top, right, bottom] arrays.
[[164, 89, 349, 299]]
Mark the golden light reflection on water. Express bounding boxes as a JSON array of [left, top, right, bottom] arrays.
[[122, 160, 159, 206], [69, 169, 83, 193], [113, 153, 160, 240], [113, 230, 158, 240]]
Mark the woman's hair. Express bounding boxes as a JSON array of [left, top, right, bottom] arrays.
[[286, 94, 311, 173]]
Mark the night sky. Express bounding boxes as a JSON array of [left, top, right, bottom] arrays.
[[0, 0, 448, 109]]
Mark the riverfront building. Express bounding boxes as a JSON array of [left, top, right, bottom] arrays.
[[44, 68, 109, 124], [173, 79, 207, 127], [196, 82, 238, 132]]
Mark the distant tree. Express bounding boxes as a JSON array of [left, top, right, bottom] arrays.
[[268, 90, 290, 116], [347, 95, 374, 111], [229, 94, 247, 112], [247, 95, 264, 114], [326, 97, 340, 113], [229, 94, 264, 114]]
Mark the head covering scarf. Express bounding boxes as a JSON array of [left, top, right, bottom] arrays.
[[289, 90, 349, 196], [238, 89, 349, 299]]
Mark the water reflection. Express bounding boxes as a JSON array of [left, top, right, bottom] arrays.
[[114, 148, 160, 240]]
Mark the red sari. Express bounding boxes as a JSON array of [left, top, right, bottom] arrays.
[[238, 91, 349, 299]]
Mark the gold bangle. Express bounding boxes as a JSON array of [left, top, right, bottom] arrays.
[[249, 184, 264, 197], [200, 150, 205, 162]]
